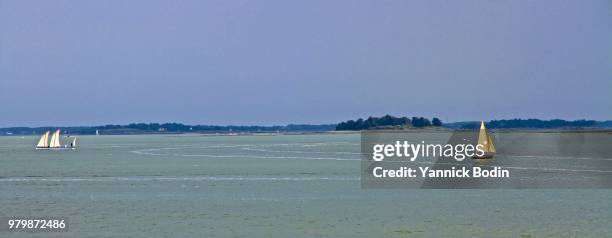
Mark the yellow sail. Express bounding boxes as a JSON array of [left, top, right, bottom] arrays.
[[477, 121, 496, 153], [486, 130, 496, 153], [49, 130, 61, 148], [36, 131, 50, 148]]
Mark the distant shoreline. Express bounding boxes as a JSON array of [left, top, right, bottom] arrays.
[[0, 123, 337, 136], [2, 119, 611, 136], [3, 127, 612, 137]]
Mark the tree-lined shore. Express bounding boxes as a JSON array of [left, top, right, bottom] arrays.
[[0, 123, 336, 135], [335, 115, 442, 131], [335, 116, 612, 131], [448, 119, 612, 129], [1, 118, 611, 135]]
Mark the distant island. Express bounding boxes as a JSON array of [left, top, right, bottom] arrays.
[[445, 119, 612, 129], [336, 116, 612, 131], [1, 117, 611, 136], [336, 115, 442, 130]]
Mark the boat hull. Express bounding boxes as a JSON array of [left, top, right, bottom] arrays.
[[35, 147, 76, 150], [472, 152, 495, 159]]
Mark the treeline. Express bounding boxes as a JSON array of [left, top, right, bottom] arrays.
[[460, 119, 609, 129], [4, 118, 610, 136], [0, 123, 337, 135], [336, 115, 442, 131]]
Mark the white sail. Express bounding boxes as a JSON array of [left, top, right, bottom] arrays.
[[70, 137, 77, 148], [49, 130, 61, 148], [36, 131, 50, 148]]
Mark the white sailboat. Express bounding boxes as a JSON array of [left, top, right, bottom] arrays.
[[35, 129, 77, 150]]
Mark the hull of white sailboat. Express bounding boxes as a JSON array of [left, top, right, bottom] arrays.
[[35, 147, 76, 150]]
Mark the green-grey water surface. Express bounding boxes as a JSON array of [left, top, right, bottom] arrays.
[[1, 133, 611, 237]]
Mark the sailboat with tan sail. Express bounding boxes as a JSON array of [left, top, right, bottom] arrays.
[[472, 121, 495, 159]]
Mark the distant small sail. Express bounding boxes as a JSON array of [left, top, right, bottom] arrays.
[[70, 137, 77, 148], [49, 130, 62, 148], [36, 131, 50, 148]]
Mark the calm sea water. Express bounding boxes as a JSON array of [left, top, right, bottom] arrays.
[[1, 133, 611, 237]]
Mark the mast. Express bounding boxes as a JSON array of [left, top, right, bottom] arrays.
[[49, 130, 61, 148], [36, 131, 50, 148]]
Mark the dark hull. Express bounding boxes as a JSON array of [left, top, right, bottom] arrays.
[[35, 147, 76, 150], [472, 152, 495, 159]]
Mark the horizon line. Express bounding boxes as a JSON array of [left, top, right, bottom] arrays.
[[1, 117, 611, 129]]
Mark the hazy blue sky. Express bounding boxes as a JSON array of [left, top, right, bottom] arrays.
[[1, 0, 610, 126]]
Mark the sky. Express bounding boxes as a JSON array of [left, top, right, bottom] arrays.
[[1, 0, 611, 126]]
